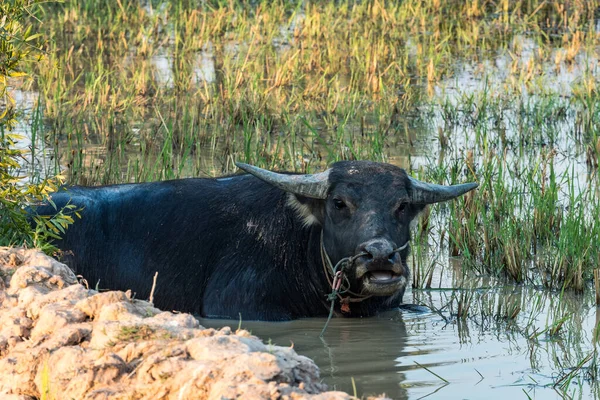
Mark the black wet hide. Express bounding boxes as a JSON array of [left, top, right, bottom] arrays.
[[34, 161, 465, 321]]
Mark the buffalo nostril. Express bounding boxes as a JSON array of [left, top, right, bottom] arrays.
[[362, 240, 396, 263]]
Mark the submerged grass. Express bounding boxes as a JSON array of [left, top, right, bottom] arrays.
[[12, 0, 600, 290]]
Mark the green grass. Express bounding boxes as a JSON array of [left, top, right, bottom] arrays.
[[11, 0, 600, 289]]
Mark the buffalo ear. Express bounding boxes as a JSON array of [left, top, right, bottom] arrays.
[[286, 194, 325, 227], [408, 203, 429, 230]]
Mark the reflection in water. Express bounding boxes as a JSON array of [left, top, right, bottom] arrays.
[[200, 280, 599, 400], [202, 314, 410, 399]]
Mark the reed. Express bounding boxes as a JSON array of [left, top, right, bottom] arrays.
[[7, 0, 598, 289]]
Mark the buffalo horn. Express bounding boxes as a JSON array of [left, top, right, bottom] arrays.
[[409, 176, 478, 204], [236, 163, 331, 199]]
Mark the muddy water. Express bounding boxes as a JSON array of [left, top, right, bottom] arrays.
[[201, 278, 598, 400]]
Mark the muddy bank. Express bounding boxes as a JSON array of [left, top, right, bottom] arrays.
[[0, 248, 382, 400]]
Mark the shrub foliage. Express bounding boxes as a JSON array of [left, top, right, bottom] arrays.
[[1, 0, 75, 252]]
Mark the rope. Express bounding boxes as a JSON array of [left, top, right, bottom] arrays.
[[319, 231, 409, 337], [320, 253, 361, 337], [320, 232, 372, 301]]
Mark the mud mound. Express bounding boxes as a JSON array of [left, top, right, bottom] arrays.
[[0, 247, 381, 400]]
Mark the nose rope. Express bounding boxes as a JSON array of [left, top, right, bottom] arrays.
[[319, 230, 409, 337]]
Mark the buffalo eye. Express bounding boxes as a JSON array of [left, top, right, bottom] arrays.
[[333, 198, 347, 210], [397, 202, 407, 214]]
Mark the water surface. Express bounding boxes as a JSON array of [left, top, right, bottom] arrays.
[[201, 278, 598, 399]]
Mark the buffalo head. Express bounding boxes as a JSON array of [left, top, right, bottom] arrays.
[[236, 161, 477, 300]]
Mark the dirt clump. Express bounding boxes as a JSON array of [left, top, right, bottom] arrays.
[[0, 247, 380, 400]]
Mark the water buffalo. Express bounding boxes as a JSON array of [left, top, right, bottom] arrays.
[[36, 161, 477, 320]]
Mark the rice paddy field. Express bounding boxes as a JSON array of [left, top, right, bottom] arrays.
[[8, 0, 600, 398]]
